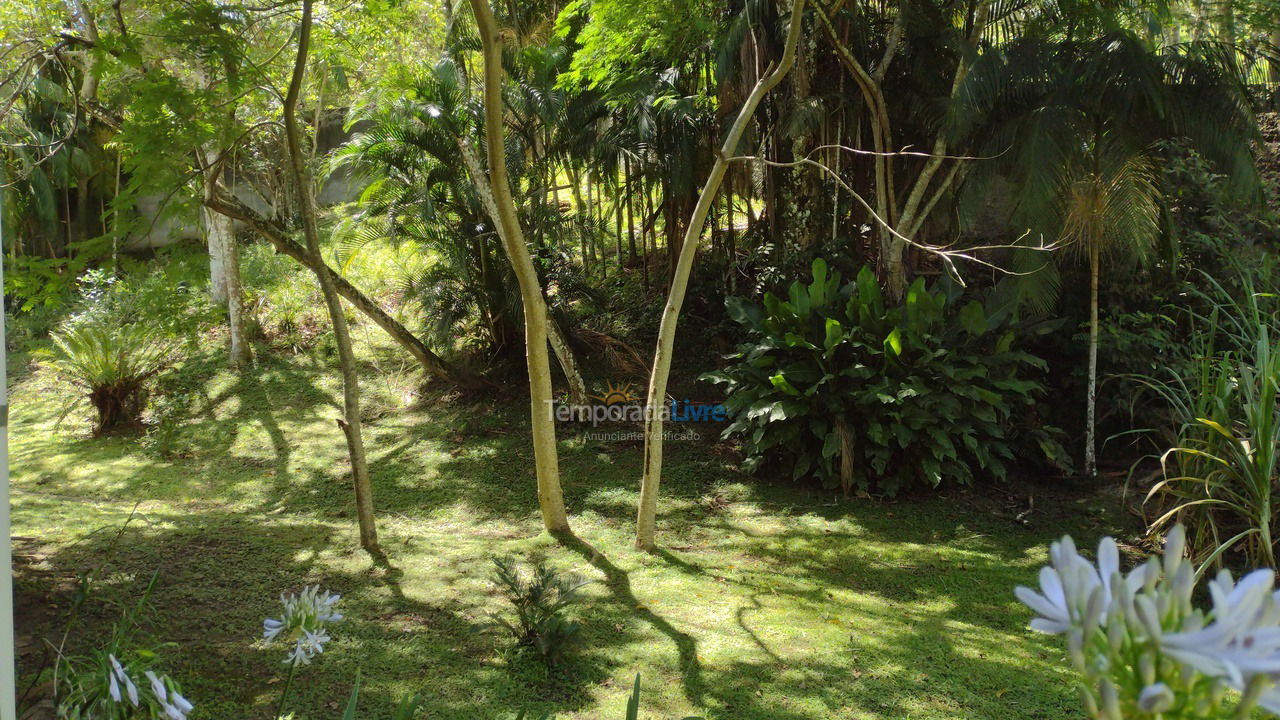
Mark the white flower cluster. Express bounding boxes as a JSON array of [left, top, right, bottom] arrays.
[[1018, 525, 1280, 718], [106, 654, 193, 720], [263, 585, 343, 666]]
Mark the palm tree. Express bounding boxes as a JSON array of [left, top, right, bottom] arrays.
[[1059, 146, 1160, 477], [333, 65, 525, 357]]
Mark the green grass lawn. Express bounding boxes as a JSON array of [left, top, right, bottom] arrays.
[[11, 327, 1127, 719]]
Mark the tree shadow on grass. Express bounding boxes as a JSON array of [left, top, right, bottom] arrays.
[[165, 351, 339, 500], [557, 534, 705, 707], [15, 509, 649, 720], [10, 350, 336, 510]]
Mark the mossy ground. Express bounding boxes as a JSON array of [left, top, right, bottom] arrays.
[[12, 253, 1129, 719]]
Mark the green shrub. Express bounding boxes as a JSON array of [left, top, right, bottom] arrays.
[[705, 260, 1068, 496], [491, 557, 589, 668]]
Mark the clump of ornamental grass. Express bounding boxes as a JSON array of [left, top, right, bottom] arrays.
[[1018, 525, 1280, 718]]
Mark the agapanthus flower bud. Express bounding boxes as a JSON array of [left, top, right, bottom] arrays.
[[1099, 678, 1122, 720], [1137, 682, 1174, 713]]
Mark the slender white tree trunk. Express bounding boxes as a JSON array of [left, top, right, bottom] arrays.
[[202, 147, 250, 367], [204, 201, 231, 304], [201, 142, 231, 306], [635, 0, 807, 550], [1085, 244, 1100, 478], [469, 0, 572, 535]]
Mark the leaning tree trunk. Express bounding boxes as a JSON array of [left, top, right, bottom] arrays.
[[1085, 243, 1100, 478], [635, 0, 807, 551], [547, 318, 589, 407], [284, 0, 378, 552], [203, 194, 472, 386], [201, 147, 251, 368], [457, 139, 589, 407], [469, 0, 572, 536]]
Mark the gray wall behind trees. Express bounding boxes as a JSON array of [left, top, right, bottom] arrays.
[[125, 109, 368, 250]]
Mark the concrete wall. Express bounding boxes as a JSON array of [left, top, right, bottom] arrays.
[[125, 110, 368, 250]]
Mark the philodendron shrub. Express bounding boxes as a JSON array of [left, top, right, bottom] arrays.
[[705, 260, 1068, 495]]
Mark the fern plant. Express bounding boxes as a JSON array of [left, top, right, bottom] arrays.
[[491, 557, 590, 667], [44, 317, 172, 434], [705, 260, 1069, 496]]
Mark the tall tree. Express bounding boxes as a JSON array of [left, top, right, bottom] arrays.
[[201, 146, 250, 367], [961, 32, 1259, 474], [468, 0, 573, 536], [283, 0, 379, 552], [635, 0, 807, 551], [812, 0, 990, 298], [1061, 149, 1159, 477]]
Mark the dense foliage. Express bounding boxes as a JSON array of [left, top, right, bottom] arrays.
[[3, 0, 1280, 715], [706, 260, 1069, 495]]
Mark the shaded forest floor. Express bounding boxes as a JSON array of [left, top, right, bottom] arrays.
[[11, 324, 1133, 720]]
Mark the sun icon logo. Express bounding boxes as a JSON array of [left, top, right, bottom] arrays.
[[591, 381, 639, 406]]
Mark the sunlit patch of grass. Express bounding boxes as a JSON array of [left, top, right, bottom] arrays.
[[12, 319, 1122, 719]]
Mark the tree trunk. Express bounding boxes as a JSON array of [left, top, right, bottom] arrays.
[[1271, 30, 1280, 85], [203, 167, 231, 305], [284, 0, 378, 552], [614, 174, 623, 272], [635, 0, 807, 551], [202, 147, 251, 368], [570, 167, 589, 273], [457, 139, 589, 405], [776, 26, 826, 251], [547, 317, 588, 406], [625, 155, 638, 261], [815, 3, 982, 300], [836, 418, 855, 497], [469, 0, 572, 536], [1085, 243, 1100, 478]]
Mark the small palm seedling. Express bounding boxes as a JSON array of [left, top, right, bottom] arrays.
[[44, 317, 172, 434], [491, 556, 590, 667]]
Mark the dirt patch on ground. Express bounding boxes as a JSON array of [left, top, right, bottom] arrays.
[[13, 536, 75, 718]]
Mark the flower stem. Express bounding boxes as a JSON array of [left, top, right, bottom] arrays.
[[276, 661, 298, 720]]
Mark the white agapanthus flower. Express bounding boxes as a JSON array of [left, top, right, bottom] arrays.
[[1017, 525, 1280, 718], [262, 585, 342, 666], [145, 670, 194, 720], [104, 654, 191, 719], [106, 654, 139, 706]]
